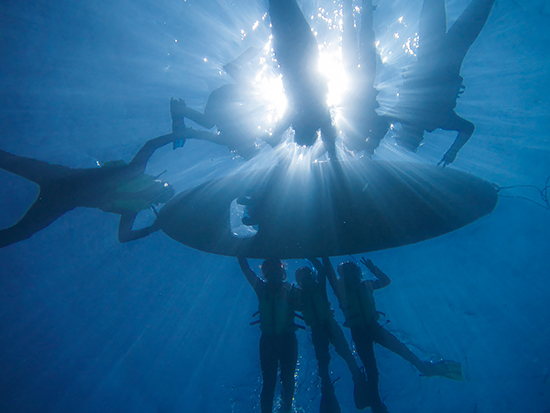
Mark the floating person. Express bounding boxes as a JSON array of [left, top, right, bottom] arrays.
[[238, 257, 300, 413], [340, 0, 390, 154], [175, 46, 272, 160], [295, 259, 371, 412], [268, 0, 338, 159], [388, 0, 496, 166], [0, 98, 185, 248], [323, 257, 463, 413]]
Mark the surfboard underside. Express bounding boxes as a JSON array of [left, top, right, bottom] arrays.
[[157, 160, 497, 259]]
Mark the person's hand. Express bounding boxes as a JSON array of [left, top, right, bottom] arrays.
[[437, 148, 457, 167], [360, 257, 375, 272], [170, 98, 187, 119]]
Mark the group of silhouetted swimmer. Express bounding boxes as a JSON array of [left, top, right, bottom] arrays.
[[0, 0, 496, 250], [239, 256, 463, 413], [176, 0, 496, 166]]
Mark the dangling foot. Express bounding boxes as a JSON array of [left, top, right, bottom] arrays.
[[320, 382, 341, 413], [352, 372, 372, 410], [422, 360, 464, 381]]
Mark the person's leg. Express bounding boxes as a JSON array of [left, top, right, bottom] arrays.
[[0, 150, 71, 185], [0, 193, 69, 248], [446, 0, 496, 67], [311, 326, 332, 385], [327, 319, 362, 377], [329, 319, 371, 410], [279, 333, 298, 412], [312, 325, 342, 413], [269, 0, 333, 150], [341, 0, 358, 72], [268, 0, 319, 84], [419, 0, 447, 53], [372, 323, 426, 372], [351, 327, 378, 385], [260, 334, 279, 413], [351, 326, 387, 412], [358, 0, 377, 80]]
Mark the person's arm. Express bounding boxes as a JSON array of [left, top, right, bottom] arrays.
[[117, 212, 159, 243], [238, 256, 262, 293], [322, 256, 340, 297], [360, 257, 391, 290], [438, 114, 474, 167], [129, 98, 187, 171], [309, 258, 326, 291]]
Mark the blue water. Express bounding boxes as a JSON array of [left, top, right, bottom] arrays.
[[1, 0, 549, 412]]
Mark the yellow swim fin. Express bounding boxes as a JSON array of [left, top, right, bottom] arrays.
[[423, 360, 464, 381]]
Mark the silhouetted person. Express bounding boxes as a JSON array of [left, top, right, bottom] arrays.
[[269, 0, 338, 158], [177, 47, 270, 160], [295, 259, 371, 412], [340, 0, 390, 154], [0, 99, 185, 248], [324, 257, 463, 413], [389, 0, 496, 166], [238, 257, 300, 413]]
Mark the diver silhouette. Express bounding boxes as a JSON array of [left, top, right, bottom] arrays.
[[389, 0, 496, 166], [0, 98, 185, 248], [340, 0, 390, 155], [324, 257, 463, 413], [268, 0, 338, 159], [176, 46, 271, 160], [295, 259, 371, 412], [238, 257, 300, 413]]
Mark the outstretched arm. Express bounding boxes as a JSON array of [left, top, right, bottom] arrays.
[[322, 256, 341, 297], [360, 257, 391, 290], [117, 212, 159, 243], [129, 98, 187, 171], [308, 258, 327, 291], [238, 256, 263, 293]]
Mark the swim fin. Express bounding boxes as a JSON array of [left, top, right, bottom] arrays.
[[173, 138, 185, 150], [422, 360, 464, 381]]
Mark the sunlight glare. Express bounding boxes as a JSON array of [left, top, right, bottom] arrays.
[[318, 47, 348, 107]]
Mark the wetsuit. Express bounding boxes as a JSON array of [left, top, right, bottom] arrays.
[[324, 258, 429, 413], [299, 259, 371, 411], [0, 116, 182, 248], [389, 0, 496, 164], [239, 257, 299, 413], [300, 260, 364, 387]]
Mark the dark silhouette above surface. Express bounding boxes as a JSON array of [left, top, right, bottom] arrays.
[[177, 47, 272, 160], [389, 0, 496, 166], [268, 0, 338, 158], [340, 0, 390, 155]]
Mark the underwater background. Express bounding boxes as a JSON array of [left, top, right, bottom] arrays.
[[0, 0, 549, 412]]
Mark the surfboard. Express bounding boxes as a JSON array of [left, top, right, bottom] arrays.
[[157, 159, 498, 259]]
